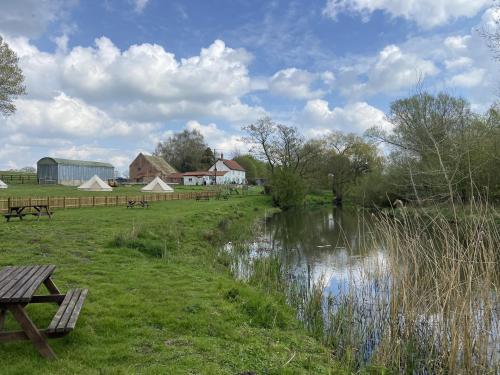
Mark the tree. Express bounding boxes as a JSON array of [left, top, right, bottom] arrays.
[[243, 117, 320, 177], [200, 147, 215, 169], [367, 92, 499, 204], [19, 166, 35, 173], [320, 132, 381, 206], [243, 117, 316, 208], [481, 1, 500, 61], [233, 154, 268, 184], [0, 36, 26, 116], [154, 129, 209, 172]]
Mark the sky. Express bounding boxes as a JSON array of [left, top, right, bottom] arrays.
[[0, 0, 498, 174]]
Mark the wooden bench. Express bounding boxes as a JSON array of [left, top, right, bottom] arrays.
[[195, 195, 210, 201], [127, 200, 149, 208], [3, 213, 27, 222], [4, 205, 53, 222], [47, 289, 88, 334]]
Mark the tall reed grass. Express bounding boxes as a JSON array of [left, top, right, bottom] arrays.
[[224, 205, 499, 373]]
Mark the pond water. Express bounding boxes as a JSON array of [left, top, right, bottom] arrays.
[[228, 206, 386, 299], [224, 206, 499, 371]]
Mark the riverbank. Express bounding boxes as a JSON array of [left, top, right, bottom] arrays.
[[0, 196, 340, 374]]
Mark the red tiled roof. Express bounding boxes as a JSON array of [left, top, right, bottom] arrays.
[[167, 172, 184, 178], [182, 171, 228, 177], [222, 159, 245, 171]]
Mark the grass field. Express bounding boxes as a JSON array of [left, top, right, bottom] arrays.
[[0, 184, 260, 198], [0, 195, 337, 374]]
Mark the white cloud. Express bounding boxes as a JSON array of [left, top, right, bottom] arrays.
[[0, 35, 268, 169], [398, 7, 499, 109], [447, 68, 486, 87], [340, 44, 438, 97], [185, 120, 248, 155], [323, 0, 492, 29], [444, 35, 470, 51], [481, 6, 500, 29], [132, 0, 150, 14], [444, 57, 473, 69], [302, 99, 392, 135], [268, 68, 326, 99], [0, 0, 75, 38]]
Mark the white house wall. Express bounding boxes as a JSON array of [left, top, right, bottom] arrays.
[[208, 161, 246, 184]]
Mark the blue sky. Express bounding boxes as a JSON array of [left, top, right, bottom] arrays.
[[0, 0, 497, 173]]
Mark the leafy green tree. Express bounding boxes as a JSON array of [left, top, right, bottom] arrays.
[[367, 92, 500, 204], [200, 147, 215, 169], [233, 154, 268, 184], [154, 129, 209, 172], [243, 118, 316, 208], [0, 36, 26, 116], [270, 168, 306, 209], [320, 132, 381, 206]]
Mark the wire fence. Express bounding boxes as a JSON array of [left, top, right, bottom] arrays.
[[0, 174, 38, 184]]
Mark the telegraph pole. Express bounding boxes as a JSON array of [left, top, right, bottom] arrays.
[[213, 148, 218, 185]]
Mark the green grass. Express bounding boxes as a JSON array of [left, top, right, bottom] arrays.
[[0, 195, 338, 374], [0, 184, 263, 198]]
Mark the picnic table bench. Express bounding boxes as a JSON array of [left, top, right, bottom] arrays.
[[4, 205, 53, 222], [195, 195, 210, 201], [0, 265, 88, 360], [127, 200, 149, 208]]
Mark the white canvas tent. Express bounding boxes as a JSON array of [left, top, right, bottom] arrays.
[[0, 179, 7, 189], [77, 175, 113, 191], [141, 176, 174, 193]]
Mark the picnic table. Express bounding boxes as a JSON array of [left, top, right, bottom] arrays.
[[195, 194, 211, 201], [4, 205, 53, 222], [0, 265, 88, 360], [127, 200, 149, 208]]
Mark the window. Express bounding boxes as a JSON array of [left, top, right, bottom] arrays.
[[189, 178, 192, 182]]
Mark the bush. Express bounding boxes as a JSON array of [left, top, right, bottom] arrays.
[[269, 169, 306, 209]]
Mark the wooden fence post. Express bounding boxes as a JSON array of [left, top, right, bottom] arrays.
[[63, 197, 66, 209]]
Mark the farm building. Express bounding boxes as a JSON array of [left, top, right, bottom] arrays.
[[208, 157, 246, 184], [182, 171, 228, 185], [129, 153, 177, 183], [37, 157, 114, 186]]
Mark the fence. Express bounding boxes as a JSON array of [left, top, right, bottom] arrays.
[[0, 174, 38, 184], [0, 191, 218, 213]]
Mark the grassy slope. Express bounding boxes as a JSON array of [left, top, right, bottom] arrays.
[[0, 196, 337, 374]]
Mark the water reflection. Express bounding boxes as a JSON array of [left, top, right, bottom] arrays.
[[244, 206, 387, 296], [224, 206, 499, 370]]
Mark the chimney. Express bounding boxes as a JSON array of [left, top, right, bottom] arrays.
[[220, 153, 224, 160]]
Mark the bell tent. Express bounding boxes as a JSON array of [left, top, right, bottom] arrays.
[[77, 175, 113, 192], [0, 179, 7, 189], [141, 177, 174, 193]]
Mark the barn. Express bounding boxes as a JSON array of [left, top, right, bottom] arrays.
[[129, 153, 177, 183], [37, 157, 115, 186]]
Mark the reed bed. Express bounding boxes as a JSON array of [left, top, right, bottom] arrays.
[[224, 205, 499, 373]]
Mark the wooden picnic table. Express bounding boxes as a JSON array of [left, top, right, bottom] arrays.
[[4, 205, 53, 222], [126, 200, 149, 208], [0, 265, 88, 360]]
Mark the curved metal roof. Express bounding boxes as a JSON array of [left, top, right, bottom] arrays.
[[37, 157, 114, 168]]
